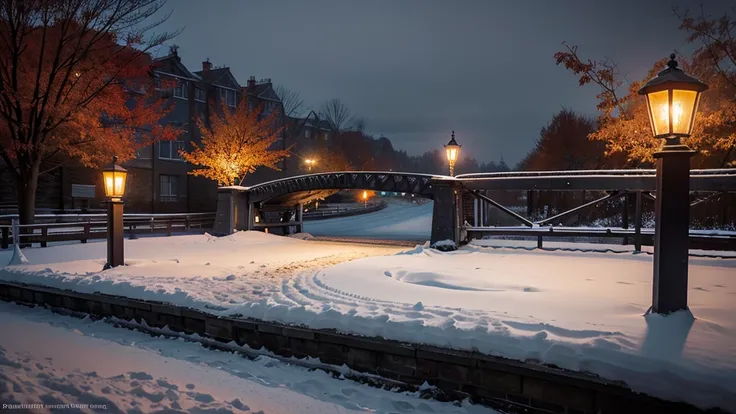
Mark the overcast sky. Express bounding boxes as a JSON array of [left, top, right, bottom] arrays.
[[152, 0, 729, 166]]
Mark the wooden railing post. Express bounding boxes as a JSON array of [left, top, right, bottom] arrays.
[[634, 191, 643, 253], [1, 226, 8, 249], [82, 219, 90, 244], [185, 216, 190, 232], [40, 226, 48, 248], [167, 218, 172, 236], [150, 217, 155, 232]]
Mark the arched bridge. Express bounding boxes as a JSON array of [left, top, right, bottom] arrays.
[[248, 171, 439, 204], [213, 169, 736, 248]]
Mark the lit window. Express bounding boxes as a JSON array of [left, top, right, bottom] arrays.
[[160, 175, 178, 201]]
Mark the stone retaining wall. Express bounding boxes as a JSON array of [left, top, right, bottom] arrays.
[[0, 281, 715, 414]]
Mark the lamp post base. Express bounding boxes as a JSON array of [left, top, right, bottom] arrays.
[[104, 200, 125, 269], [651, 144, 695, 314]]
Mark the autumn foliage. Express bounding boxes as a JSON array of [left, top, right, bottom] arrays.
[[182, 102, 290, 186], [554, 7, 736, 168], [0, 0, 179, 224]]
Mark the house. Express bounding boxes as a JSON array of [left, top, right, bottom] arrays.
[[284, 111, 335, 172], [0, 45, 289, 214]]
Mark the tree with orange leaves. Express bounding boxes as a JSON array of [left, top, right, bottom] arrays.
[[181, 102, 291, 186], [0, 0, 180, 225], [555, 6, 736, 168]]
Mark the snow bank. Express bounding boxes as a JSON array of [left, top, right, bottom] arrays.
[[1, 230, 735, 410], [0, 302, 493, 413]]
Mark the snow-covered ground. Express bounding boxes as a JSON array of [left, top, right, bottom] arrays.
[[305, 199, 431, 240], [0, 302, 495, 413], [1, 231, 735, 410]]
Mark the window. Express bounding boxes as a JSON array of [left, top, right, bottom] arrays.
[[154, 76, 162, 90], [158, 140, 183, 160], [324, 132, 329, 140], [173, 80, 188, 99], [305, 129, 311, 139], [194, 87, 205, 102], [160, 175, 178, 202], [219, 88, 236, 107]]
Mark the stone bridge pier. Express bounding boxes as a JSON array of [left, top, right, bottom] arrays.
[[211, 176, 463, 248]]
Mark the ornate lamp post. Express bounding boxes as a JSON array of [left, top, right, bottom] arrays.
[[102, 156, 128, 269], [638, 54, 708, 314], [444, 131, 461, 177]]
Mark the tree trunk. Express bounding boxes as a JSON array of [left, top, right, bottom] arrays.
[[16, 162, 40, 248]]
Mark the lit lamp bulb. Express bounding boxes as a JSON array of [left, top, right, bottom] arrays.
[[639, 54, 708, 143]]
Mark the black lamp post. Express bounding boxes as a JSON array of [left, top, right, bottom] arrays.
[[445, 131, 461, 177], [102, 156, 128, 269], [638, 54, 708, 314]]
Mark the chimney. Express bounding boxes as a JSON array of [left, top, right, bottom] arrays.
[[247, 76, 256, 90], [202, 58, 211, 72], [169, 45, 179, 57]]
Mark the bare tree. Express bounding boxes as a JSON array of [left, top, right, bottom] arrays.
[[320, 98, 353, 132], [275, 85, 304, 117], [352, 117, 367, 132]]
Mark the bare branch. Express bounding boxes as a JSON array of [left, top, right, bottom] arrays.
[[319, 98, 353, 132], [274, 85, 304, 117]]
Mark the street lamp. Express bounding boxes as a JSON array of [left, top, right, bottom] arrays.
[[304, 158, 316, 172], [638, 53, 708, 314], [445, 131, 461, 176], [102, 156, 128, 269], [362, 190, 368, 208]]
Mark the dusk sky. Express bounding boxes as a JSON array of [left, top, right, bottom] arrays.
[[154, 0, 728, 166]]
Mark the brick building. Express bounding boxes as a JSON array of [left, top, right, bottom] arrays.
[[0, 46, 289, 214]]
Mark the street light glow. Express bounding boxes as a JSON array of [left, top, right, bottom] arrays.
[[639, 54, 708, 140]]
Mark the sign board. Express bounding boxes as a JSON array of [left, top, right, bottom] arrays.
[[71, 184, 96, 198]]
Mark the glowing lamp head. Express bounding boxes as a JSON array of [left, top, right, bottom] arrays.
[[102, 156, 128, 200], [445, 131, 461, 163], [362, 190, 368, 200], [638, 54, 708, 139]]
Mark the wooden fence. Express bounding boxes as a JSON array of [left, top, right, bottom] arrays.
[[0, 212, 216, 249]]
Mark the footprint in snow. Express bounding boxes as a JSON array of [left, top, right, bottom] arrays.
[[384, 271, 392, 277]]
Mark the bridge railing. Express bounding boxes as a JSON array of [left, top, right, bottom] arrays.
[[457, 170, 736, 251], [0, 212, 216, 249]]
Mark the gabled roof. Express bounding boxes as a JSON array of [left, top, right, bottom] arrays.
[[153, 53, 199, 80], [194, 67, 241, 89], [247, 82, 281, 102]]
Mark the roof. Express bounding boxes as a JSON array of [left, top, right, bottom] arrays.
[[194, 67, 241, 89], [153, 53, 199, 80], [247, 82, 282, 102]]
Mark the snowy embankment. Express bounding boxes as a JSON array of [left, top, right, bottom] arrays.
[[0, 302, 494, 414], [1, 231, 735, 410], [305, 198, 432, 240]]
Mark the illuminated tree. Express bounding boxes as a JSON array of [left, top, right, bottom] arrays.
[[182, 102, 290, 186], [555, 32, 736, 168], [0, 0, 180, 225]]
